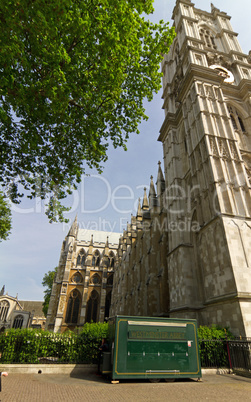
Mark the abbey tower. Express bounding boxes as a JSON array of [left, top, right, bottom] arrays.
[[157, 0, 251, 335]]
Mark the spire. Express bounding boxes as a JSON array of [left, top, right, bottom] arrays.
[[211, 3, 220, 12], [142, 188, 149, 211], [90, 234, 93, 245], [157, 161, 165, 196], [0, 285, 5, 296], [136, 198, 142, 219], [67, 214, 78, 237], [149, 176, 158, 209], [149, 176, 156, 197], [88, 234, 93, 256]]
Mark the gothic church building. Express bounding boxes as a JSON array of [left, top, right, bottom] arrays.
[[46, 1, 251, 337]]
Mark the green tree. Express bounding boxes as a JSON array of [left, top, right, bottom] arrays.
[[0, 191, 12, 241], [0, 0, 175, 222], [42, 267, 58, 316]]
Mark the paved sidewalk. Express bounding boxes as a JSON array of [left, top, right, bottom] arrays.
[[1, 370, 251, 402]]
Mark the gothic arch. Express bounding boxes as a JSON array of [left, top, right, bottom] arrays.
[[92, 250, 101, 267], [77, 249, 86, 267], [198, 24, 217, 50], [108, 251, 115, 268], [227, 104, 249, 149], [89, 273, 101, 286], [65, 289, 81, 324], [71, 272, 83, 284], [107, 273, 113, 286], [86, 290, 99, 323]]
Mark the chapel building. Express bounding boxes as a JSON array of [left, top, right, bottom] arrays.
[[45, 217, 121, 333]]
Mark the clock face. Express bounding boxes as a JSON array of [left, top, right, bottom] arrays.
[[209, 64, 234, 83]]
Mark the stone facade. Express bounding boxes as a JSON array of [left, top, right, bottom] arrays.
[[110, 169, 169, 318], [45, 217, 121, 332], [111, 0, 251, 337], [0, 287, 45, 331]]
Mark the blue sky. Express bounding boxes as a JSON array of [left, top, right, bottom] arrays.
[[1, 0, 250, 301]]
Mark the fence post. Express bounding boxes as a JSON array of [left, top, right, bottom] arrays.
[[224, 329, 232, 373]]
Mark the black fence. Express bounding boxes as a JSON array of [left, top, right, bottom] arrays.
[[228, 340, 251, 372], [199, 339, 229, 368], [200, 339, 251, 373], [1, 334, 251, 372]]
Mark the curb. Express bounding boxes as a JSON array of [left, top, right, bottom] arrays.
[[0, 364, 97, 375]]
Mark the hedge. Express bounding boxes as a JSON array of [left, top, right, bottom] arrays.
[[0, 322, 108, 364], [0, 323, 233, 367]]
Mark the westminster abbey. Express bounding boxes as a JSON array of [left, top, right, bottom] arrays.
[[46, 1, 251, 337]]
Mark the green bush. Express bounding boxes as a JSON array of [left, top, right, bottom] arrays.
[[0, 322, 108, 364], [0, 323, 235, 367], [78, 322, 109, 363], [198, 325, 234, 340], [198, 325, 234, 368]]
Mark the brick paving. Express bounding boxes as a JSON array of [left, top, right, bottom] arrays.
[[1, 371, 251, 402]]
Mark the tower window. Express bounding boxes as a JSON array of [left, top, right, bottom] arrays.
[[230, 114, 238, 130], [199, 28, 217, 50], [238, 117, 246, 133], [228, 107, 246, 133]]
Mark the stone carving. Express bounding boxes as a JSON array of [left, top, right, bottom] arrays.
[[206, 52, 232, 70]]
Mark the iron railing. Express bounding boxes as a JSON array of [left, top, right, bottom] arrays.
[[228, 340, 251, 371], [1, 334, 251, 372], [199, 339, 229, 368]]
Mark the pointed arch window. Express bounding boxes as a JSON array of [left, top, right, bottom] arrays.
[[92, 250, 100, 267], [77, 249, 86, 267], [199, 28, 217, 50], [228, 106, 247, 141], [65, 289, 81, 324], [107, 274, 113, 287], [90, 273, 101, 286], [86, 290, 99, 323], [71, 272, 83, 284], [108, 252, 115, 268], [13, 315, 24, 329], [0, 300, 9, 321], [230, 114, 238, 130], [238, 116, 246, 133]]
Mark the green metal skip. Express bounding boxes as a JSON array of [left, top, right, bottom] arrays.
[[102, 315, 202, 382]]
